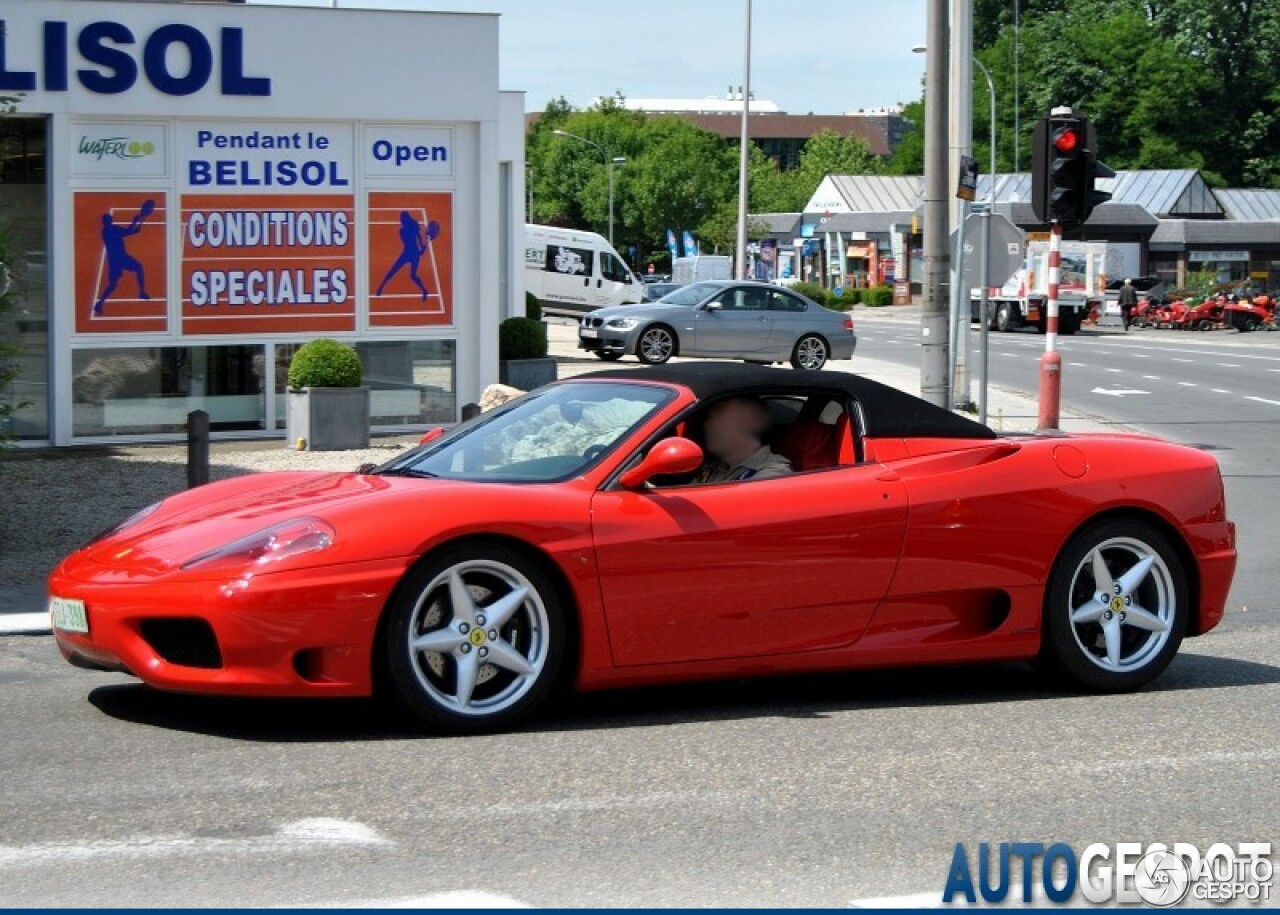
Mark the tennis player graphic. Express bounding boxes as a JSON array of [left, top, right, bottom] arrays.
[[375, 210, 441, 302], [92, 199, 155, 316]]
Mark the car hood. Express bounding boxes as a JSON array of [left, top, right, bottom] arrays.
[[586, 303, 696, 322], [59, 470, 540, 581]]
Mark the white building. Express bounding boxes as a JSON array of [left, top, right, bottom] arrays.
[[1, 0, 526, 445]]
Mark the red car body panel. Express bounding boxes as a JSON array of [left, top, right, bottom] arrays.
[[50, 372, 1236, 701]]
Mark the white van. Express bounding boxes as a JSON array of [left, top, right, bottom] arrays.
[[525, 224, 643, 315], [671, 255, 732, 285]]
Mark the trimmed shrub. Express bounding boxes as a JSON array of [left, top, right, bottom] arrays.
[[790, 281, 829, 307], [499, 316, 548, 360], [865, 285, 895, 307], [287, 338, 363, 388], [525, 291, 542, 322], [844, 288, 864, 305]]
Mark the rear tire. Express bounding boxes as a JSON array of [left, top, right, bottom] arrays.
[[790, 334, 829, 370], [1038, 518, 1188, 693], [996, 303, 1014, 333]]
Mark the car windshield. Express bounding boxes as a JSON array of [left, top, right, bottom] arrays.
[[656, 282, 720, 305], [377, 382, 674, 483]]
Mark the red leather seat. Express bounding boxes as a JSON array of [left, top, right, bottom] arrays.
[[778, 420, 838, 472]]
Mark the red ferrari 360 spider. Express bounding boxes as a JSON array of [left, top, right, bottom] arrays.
[[49, 363, 1236, 732]]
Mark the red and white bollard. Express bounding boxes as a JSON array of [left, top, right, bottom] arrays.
[[1037, 221, 1063, 430]]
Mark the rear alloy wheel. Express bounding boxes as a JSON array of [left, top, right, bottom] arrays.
[[385, 544, 565, 732], [1039, 519, 1187, 692], [636, 325, 676, 364], [791, 334, 829, 370]]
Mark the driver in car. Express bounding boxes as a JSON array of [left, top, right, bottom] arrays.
[[694, 396, 793, 484]]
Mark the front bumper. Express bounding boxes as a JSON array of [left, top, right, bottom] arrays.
[[48, 557, 409, 697], [578, 326, 639, 356]]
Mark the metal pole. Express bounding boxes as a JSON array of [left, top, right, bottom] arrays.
[[735, 0, 753, 281], [186, 410, 210, 488], [948, 0, 972, 408], [971, 57, 997, 414], [922, 0, 951, 407], [1013, 0, 1020, 172], [607, 158, 615, 246], [949, 203, 968, 405], [1037, 221, 1063, 430]]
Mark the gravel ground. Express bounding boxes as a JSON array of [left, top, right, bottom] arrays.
[[0, 435, 421, 584]]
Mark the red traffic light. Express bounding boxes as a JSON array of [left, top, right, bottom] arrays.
[[1053, 128, 1079, 153]]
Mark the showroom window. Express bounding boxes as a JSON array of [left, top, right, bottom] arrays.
[[72, 345, 265, 437], [274, 339, 456, 429], [0, 116, 49, 440]]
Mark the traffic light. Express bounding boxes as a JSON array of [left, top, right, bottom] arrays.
[[1031, 111, 1113, 227]]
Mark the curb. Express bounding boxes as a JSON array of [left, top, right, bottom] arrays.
[[0, 612, 53, 636]]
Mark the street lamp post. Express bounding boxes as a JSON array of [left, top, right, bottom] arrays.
[[735, 0, 753, 281], [552, 129, 624, 246], [914, 46, 998, 420]]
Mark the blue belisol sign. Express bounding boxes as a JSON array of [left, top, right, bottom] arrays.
[[0, 18, 271, 96]]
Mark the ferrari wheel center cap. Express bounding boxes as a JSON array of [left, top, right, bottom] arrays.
[[1110, 597, 1125, 613], [469, 628, 487, 647]]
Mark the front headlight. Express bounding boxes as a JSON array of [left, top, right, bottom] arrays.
[[181, 518, 335, 572], [606, 317, 640, 330]]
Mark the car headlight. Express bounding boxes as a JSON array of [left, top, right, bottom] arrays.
[[86, 501, 162, 547], [606, 317, 640, 330], [181, 518, 335, 572]]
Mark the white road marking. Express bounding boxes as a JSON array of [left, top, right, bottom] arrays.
[[1212, 388, 1233, 394], [1172, 357, 1194, 363], [0, 819, 388, 869], [0, 613, 51, 635], [1132, 353, 1149, 358], [1141, 375, 1161, 380], [1105, 367, 1122, 373], [1178, 382, 1197, 387], [1245, 396, 1280, 407], [1002, 353, 1018, 357], [1068, 362, 1087, 367], [1092, 387, 1149, 397], [1218, 362, 1242, 368]]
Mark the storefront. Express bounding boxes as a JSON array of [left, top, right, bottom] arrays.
[[1, 0, 524, 445]]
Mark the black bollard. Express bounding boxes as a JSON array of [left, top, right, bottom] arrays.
[[461, 402, 481, 421], [187, 409, 210, 488]]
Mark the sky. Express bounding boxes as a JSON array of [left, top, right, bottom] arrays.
[[255, 1, 929, 114]]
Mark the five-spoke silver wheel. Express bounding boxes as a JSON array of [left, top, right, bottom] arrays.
[[637, 325, 676, 364], [1040, 519, 1187, 692], [1067, 537, 1175, 673], [385, 545, 565, 731]]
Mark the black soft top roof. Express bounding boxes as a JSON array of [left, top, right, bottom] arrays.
[[577, 363, 995, 440]]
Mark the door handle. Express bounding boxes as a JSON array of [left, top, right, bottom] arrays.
[[583, 276, 589, 287]]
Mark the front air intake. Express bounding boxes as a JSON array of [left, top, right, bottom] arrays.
[[139, 618, 224, 669]]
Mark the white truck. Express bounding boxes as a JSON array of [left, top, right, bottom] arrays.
[[671, 255, 732, 285], [972, 239, 1129, 335], [525, 224, 643, 316]]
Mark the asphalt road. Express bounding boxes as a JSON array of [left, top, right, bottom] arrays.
[[853, 315, 1280, 617], [2, 320, 1276, 907]]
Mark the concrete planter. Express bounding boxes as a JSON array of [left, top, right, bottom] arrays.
[[499, 357, 557, 391], [286, 386, 370, 451]]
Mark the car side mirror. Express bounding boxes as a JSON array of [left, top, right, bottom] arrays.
[[619, 437, 704, 489], [355, 462, 378, 475], [702, 301, 722, 311]]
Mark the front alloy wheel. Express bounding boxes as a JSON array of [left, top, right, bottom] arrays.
[[791, 334, 829, 370], [1039, 519, 1187, 692], [637, 325, 676, 364], [385, 544, 565, 732]]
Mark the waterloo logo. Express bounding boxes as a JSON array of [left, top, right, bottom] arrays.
[[78, 136, 157, 162]]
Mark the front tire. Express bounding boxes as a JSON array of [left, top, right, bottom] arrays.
[[385, 543, 566, 733], [636, 324, 677, 364], [791, 334, 829, 370], [1038, 518, 1188, 692], [996, 303, 1014, 333]]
